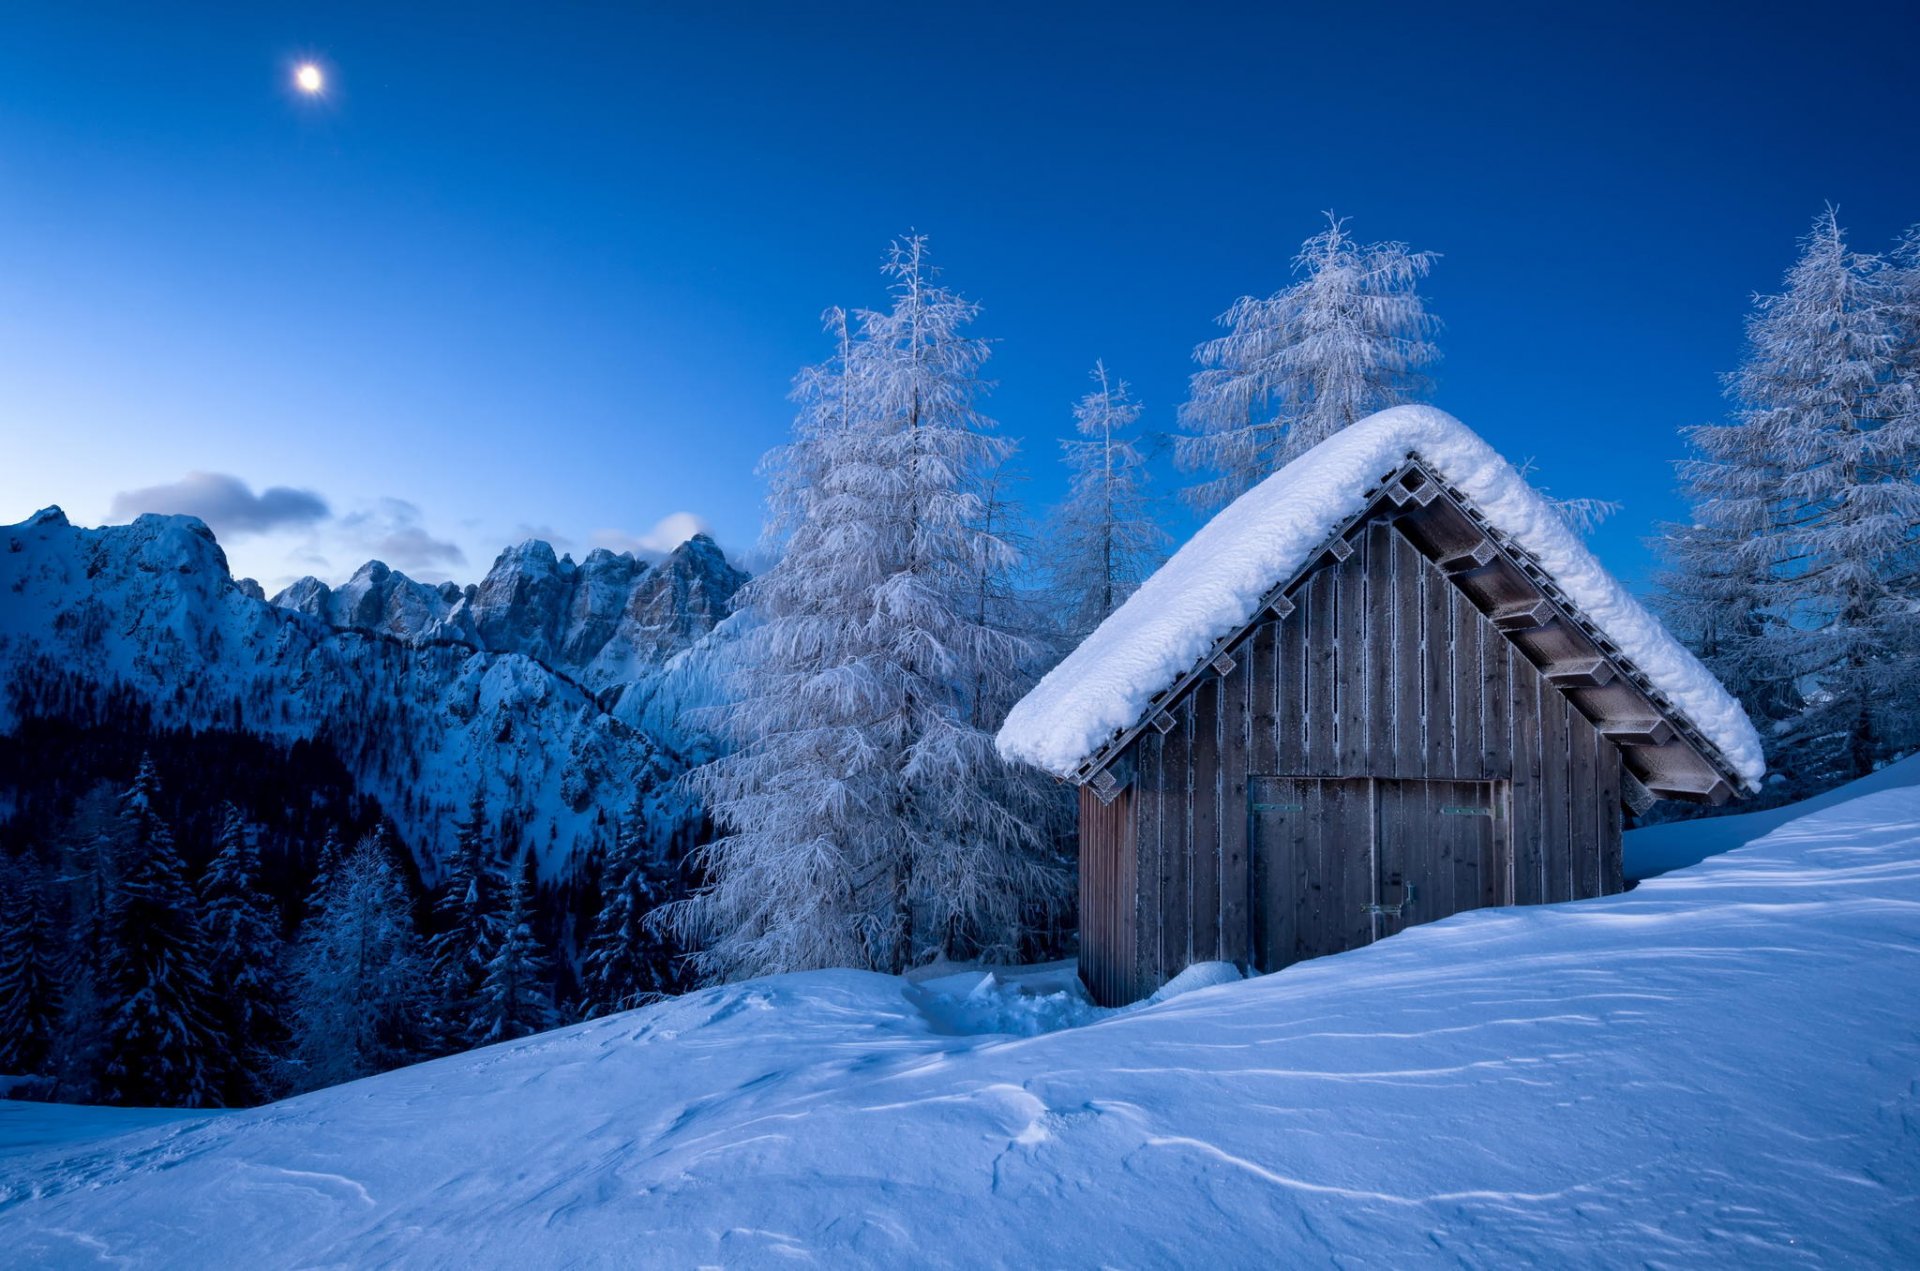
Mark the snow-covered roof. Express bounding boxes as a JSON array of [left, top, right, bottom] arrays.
[[998, 405, 1765, 790]]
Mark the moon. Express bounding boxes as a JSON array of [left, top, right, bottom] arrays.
[[295, 64, 323, 94]]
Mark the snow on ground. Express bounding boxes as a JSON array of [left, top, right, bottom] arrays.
[[1625, 751, 1920, 880], [998, 405, 1764, 789], [5, 786, 1919, 1267]]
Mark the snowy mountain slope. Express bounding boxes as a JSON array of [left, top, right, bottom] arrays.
[[5, 779, 1916, 1266], [0, 508, 740, 878], [1625, 751, 1920, 880]]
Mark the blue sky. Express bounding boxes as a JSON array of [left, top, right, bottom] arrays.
[[2, 1, 1916, 590]]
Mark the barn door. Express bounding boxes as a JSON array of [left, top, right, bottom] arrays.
[[1248, 777, 1512, 973], [1371, 779, 1510, 940], [1249, 776, 1374, 971]]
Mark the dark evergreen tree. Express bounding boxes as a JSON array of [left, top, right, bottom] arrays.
[[306, 826, 345, 912], [282, 829, 432, 1092], [428, 786, 505, 1033], [472, 857, 557, 1044], [96, 758, 223, 1107], [45, 783, 124, 1099], [0, 855, 63, 1076], [581, 792, 677, 1017], [199, 803, 287, 1103]]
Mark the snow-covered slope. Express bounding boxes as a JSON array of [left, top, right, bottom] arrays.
[[6, 778, 1915, 1266], [1624, 750, 1920, 880], [0, 508, 741, 878], [999, 406, 1765, 789]]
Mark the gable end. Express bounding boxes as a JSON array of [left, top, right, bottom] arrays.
[[1074, 457, 1744, 807]]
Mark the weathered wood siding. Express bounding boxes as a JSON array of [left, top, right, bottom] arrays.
[[1077, 783, 1136, 1007], [1082, 517, 1625, 1006]]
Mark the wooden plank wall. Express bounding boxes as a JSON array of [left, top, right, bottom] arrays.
[[1093, 517, 1626, 1004], [1077, 783, 1135, 1007]]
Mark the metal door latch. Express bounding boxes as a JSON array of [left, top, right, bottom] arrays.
[[1364, 883, 1416, 918]]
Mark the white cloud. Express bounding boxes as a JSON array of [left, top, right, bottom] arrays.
[[590, 512, 710, 559]]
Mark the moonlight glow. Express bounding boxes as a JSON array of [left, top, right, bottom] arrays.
[[295, 64, 323, 94]]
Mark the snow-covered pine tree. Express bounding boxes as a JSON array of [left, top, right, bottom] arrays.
[[1178, 213, 1439, 512], [1048, 361, 1167, 642], [44, 788, 121, 1101], [0, 854, 62, 1077], [1664, 208, 1920, 788], [199, 803, 286, 1103], [97, 758, 223, 1107], [282, 830, 432, 1091], [672, 235, 1066, 981], [428, 787, 505, 1031], [472, 858, 558, 1044], [580, 791, 676, 1016], [306, 826, 344, 913]]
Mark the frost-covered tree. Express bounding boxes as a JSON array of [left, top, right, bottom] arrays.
[[1049, 361, 1167, 641], [306, 826, 344, 914], [0, 855, 62, 1077], [40, 786, 124, 1100], [283, 830, 432, 1091], [199, 803, 286, 1103], [428, 787, 505, 1030], [1179, 213, 1439, 511], [97, 758, 223, 1107], [672, 235, 1067, 981], [581, 791, 677, 1016], [472, 860, 558, 1044], [1662, 209, 1920, 787]]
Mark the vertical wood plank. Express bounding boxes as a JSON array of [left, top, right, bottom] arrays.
[[1306, 568, 1338, 774], [1491, 779, 1514, 907], [1392, 532, 1425, 779], [1132, 731, 1162, 1002], [1510, 653, 1545, 906], [1422, 550, 1453, 778], [1365, 522, 1397, 780], [1539, 693, 1570, 904], [1159, 699, 1191, 985], [1219, 653, 1251, 967], [1451, 591, 1483, 781], [1374, 779, 1405, 939], [1278, 594, 1308, 775], [1337, 778, 1374, 952], [1598, 739, 1623, 895], [1190, 676, 1221, 964], [1294, 778, 1320, 961], [1251, 620, 1279, 777], [1451, 780, 1484, 916], [1480, 609, 1511, 780], [1570, 714, 1600, 900], [1336, 545, 1367, 773]]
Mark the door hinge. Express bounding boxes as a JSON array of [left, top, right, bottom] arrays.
[[1252, 802, 1305, 812], [1440, 805, 1492, 817]]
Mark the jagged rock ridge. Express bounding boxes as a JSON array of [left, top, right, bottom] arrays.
[[269, 534, 746, 697]]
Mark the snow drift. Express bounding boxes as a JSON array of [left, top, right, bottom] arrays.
[[5, 773, 1916, 1266], [998, 406, 1765, 789]]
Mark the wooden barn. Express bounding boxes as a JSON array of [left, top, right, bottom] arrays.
[[999, 407, 1763, 1007]]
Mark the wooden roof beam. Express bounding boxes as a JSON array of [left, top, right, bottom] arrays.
[[1439, 541, 1498, 575], [1490, 598, 1557, 632], [1600, 718, 1676, 748], [1546, 657, 1616, 689], [1645, 774, 1735, 806]]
